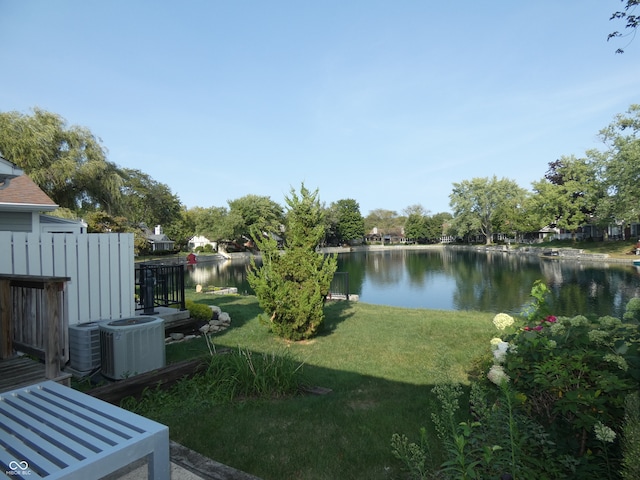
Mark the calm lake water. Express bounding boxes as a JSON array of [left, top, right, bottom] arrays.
[[184, 248, 640, 318]]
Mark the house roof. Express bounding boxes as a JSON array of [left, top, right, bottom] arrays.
[[0, 155, 24, 178], [146, 234, 174, 244], [0, 175, 58, 211], [0, 155, 24, 190], [40, 215, 87, 227]]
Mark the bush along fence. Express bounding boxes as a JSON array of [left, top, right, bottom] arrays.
[[393, 280, 640, 480]]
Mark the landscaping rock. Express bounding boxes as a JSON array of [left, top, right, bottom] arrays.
[[164, 309, 232, 345]]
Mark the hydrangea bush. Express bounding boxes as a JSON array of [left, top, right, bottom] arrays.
[[392, 280, 640, 479], [487, 280, 640, 478]]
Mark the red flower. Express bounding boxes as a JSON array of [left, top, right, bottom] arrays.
[[534, 325, 543, 331], [545, 315, 557, 323]]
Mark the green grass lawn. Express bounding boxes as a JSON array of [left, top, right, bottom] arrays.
[[126, 241, 637, 478], [147, 294, 495, 479]]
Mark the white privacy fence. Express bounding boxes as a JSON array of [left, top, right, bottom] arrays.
[[0, 232, 135, 326]]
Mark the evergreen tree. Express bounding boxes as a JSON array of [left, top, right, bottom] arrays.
[[248, 184, 337, 341]]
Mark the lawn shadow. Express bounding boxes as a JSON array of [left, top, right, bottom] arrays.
[[155, 348, 462, 480], [191, 293, 356, 339], [319, 300, 356, 336]]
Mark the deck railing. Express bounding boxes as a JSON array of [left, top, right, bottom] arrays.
[[135, 263, 186, 313], [329, 271, 350, 300]]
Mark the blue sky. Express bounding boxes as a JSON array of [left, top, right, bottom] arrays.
[[1, 1, 639, 216]]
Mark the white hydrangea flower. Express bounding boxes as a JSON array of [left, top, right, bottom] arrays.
[[493, 313, 515, 331], [569, 315, 589, 327], [490, 337, 503, 349], [594, 421, 616, 443], [550, 323, 566, 336], [487, 365, 510, 385], [603, 353, 628, 371], [598, 316, 621, 329], [588, 329, 610, 345], [492, 341, 509, 364]]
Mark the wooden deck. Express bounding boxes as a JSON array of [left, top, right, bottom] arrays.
[[0, 356, 71, 393]]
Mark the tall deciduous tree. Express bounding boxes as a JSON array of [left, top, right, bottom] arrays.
[[0, 108, 123, 213], [609, 0, 639, 53], [119, 168, 182, 228], [425, 212, 453, 242], [85, 211, 149, 254], [163, 206, 196, 251], [227, 194, 284, 242], [403, 204, 430, 242], [531, 155, 602, 240], [598, 105, 640, 230], [333, 198, 365, 244], [449, 176, 527, 244], [247, 184, 337, 341], [365, 209, 401, 242], [192, 206, 233, 242], [404, 213, 427, 242]]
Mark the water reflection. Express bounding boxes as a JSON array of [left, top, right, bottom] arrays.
[[185, 249, 640, 317], [185, 257, 259, 295]]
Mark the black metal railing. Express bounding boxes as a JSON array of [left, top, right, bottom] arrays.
[[329, 271, 350, 300], [135, 263, 186, 313]]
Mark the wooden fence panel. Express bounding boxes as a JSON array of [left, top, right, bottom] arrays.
[[99, 234, 111, 318], [40, 234, 54, 276], [74, 234, 90, 324], [65, 235, 79, 330], [119, 234, 134, 314], [86, 235, 102, 320], [26, 233, 40, 275], [0, 232, 134, 326], [108, 236, 120, 317]]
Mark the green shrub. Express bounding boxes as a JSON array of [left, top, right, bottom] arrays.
[[494, 283, 640, 478], [185, 300, 212, 321], [623, 297, 640, 323], [122, 348, 306, 420], [247, 185, 337, 341], [205, 347, 306, 400], [622, 392, 640, 480], [393, 281, 640, 479]]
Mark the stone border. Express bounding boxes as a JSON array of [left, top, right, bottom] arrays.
[[170, 441, 263, 480]]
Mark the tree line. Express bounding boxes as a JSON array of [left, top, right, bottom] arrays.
[[449, 105, 640, 244], [1, 104, 639, 251]]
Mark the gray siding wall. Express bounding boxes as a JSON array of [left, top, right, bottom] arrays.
[[0, 212, 32, 232]]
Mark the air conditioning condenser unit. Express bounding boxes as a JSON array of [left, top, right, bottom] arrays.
[[100, 316, 165, 379], [69, 321, 103, 373]]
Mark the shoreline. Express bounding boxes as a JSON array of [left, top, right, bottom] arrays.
[[144, 243, 639, 267], [317, 243, 638, 265]]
